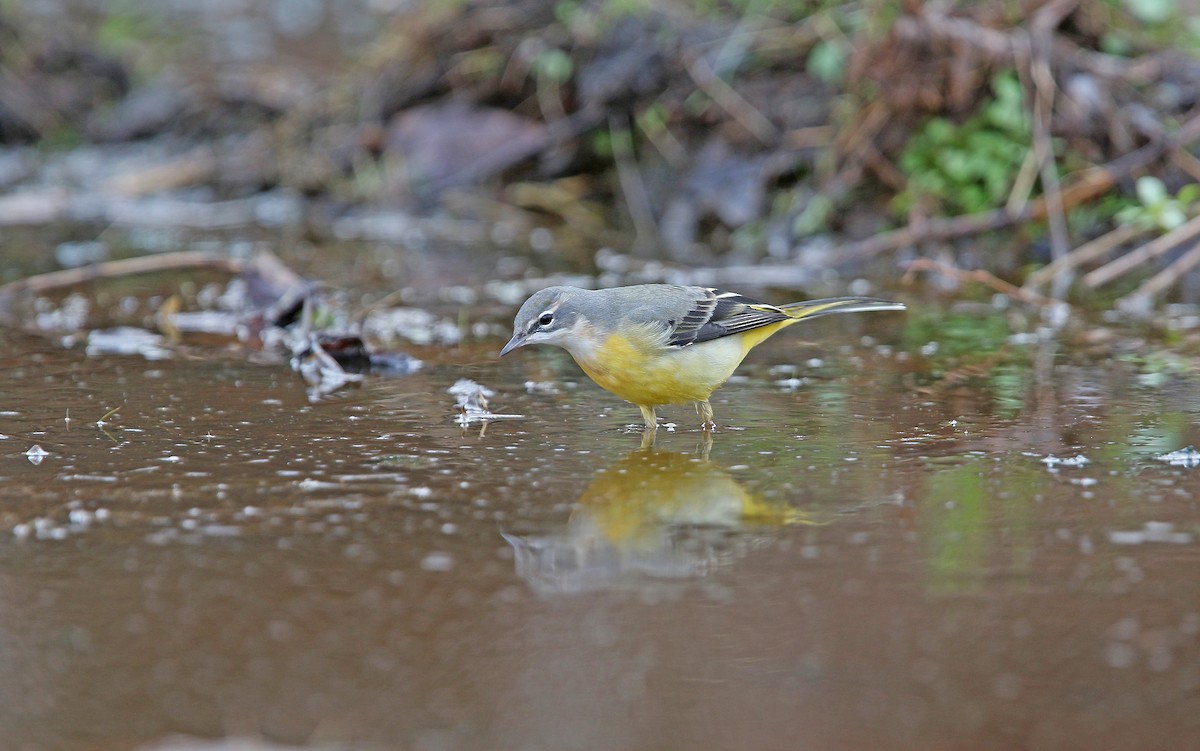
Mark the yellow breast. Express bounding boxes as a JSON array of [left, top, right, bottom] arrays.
[[570, 321, 794, 407]]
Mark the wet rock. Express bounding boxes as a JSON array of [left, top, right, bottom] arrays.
[[659, 138, 785, 257], [87, 81, 190, 142]]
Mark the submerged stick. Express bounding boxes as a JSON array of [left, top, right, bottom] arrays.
[[0, 251, 243, 298]]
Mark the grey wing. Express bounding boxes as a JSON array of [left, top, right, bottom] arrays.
[[666, 288, 789, 347]]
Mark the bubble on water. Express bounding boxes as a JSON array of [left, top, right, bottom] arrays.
[[1105, 641, 1137, 669], [1108, 521, 1193, 545], [420, 551, 455, 572], [1041, 454, 1089, 468], [24, 445, 48, 465], [1148, 646, 1173, 672], [1110, 617, 1140, 640], [199, 524, 238, 537]]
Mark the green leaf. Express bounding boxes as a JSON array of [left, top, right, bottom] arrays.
[[807, 40, 847, 84], [1136, 175, 1168, 207]]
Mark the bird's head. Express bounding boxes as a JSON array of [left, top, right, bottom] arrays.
[[499, 286, 587, 357]]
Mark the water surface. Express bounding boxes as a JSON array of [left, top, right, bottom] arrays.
[[2, 302, 1199, 751]]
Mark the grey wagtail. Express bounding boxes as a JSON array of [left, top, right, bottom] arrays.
[[499, 284, 905, 430]]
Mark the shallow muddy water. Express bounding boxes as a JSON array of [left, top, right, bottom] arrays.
[[2, 290, 1200, 751]]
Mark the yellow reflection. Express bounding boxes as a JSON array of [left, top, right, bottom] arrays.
[[504, 446, 817, 595]]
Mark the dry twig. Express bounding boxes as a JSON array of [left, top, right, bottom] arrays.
[[1082, 214, 1200, 288], [1023, 223, 1149, 289], [837, 108, 1200, 265], [0, 251, 242, 299], [683, 53, 778, 146], [1119, 241, 1200, 307], [903, 257, 1061, 308]]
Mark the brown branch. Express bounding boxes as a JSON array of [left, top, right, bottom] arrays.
[[1119, 240, 1200, 306], [893, 7, 1158, 84], [1030, 0, 1077, 272], [1082, 214, 1200, 288], [836, 107, 1200, 265], [1023, 223, 1148, 289], [0, 251, 243, 299], [683, 53, 778, 146], [903, 257, 1062, 308]]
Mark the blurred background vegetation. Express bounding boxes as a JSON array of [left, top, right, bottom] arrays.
[[3, 0, 1200, 306]]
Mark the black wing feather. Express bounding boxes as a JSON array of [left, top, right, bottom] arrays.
[[666, 289, 787, 347]]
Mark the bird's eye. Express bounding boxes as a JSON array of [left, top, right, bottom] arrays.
[[537, 312, 554, 327]]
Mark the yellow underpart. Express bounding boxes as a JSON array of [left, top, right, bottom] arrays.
[[572, 319, 797, 408]]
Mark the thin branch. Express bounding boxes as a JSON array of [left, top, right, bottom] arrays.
[[1119, 239, 1200, 305], [903, 257, 1062, 308], [0, 251, 243, 299], [1023, 223, 1148, 289], [608, 114, 659, 253], [1082, 214, 1200, 288], [683, 53, 778, 146], [836, 107, 1200, 265]]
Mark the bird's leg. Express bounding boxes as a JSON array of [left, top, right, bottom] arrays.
[[639, 404, 658, 430], [638, 405, 658, 449], [697, 400, 716, 431]]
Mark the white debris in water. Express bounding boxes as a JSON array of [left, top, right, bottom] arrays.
[[24, 444, 48, 465], [1108, 521, 1193, 546], [449, 379, 523, 424], [297, 478, 338, 491], [85, 327, 171, 360], [420, 551, 455, 572], [201, 524, 241, 537], [1155, 446, 1200, 468], [1041, 454, 1090, 468]]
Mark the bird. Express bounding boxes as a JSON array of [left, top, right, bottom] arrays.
[[499, 284, 904, 431]]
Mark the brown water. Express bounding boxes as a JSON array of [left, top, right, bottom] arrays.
[[2, 298, 1200, 751]]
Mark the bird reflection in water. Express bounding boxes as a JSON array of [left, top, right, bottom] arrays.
[[504, 445, 818, 595]]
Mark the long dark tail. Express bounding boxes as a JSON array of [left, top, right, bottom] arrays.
[[779, 296, 906, 321]]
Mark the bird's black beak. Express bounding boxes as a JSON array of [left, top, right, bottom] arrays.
[[499, 332, 525, 357]]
